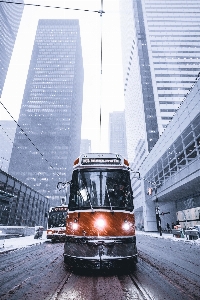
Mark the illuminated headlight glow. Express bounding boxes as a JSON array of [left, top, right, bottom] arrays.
[[122, 222, 131, 231], [47, 230, 53, 234], [95, 218, 106, 229], [72, 223, 78, 230]]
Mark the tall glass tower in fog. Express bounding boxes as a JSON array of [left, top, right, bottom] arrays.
[[109, 111, 127, 158], [120, 0, 200, 163], [0, 1, 24, 96], [9, 19, 84, 205]]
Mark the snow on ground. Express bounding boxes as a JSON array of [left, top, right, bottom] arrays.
[[0, 231, 48, 253], [0, 230, 199, 254], [136, 230, 200, 245]]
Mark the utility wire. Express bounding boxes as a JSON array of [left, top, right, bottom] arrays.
[[0, 101, 60, 177], [0, 124, 45, 181], [1, 0, 105, 158], [0, 0, 101, 13], [0, 156, 9, 162]]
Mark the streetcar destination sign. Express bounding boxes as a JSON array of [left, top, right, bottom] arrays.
[[51, 207, 68, 212], [81, 158, 121, 165]]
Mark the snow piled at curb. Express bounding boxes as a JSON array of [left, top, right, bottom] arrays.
[[0, 230, 199, 254], [136, 230, 200, 246], [0, 232, 48, 253]]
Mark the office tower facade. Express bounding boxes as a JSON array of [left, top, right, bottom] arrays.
[[0, 121, 17, 173], [120, 0, 200, 163], [80, 139, 91, 154], [120, 0, 200, 227], [109, 111, 127, 158], [0, 1, 24, 96], [9, 19, 84, 206]]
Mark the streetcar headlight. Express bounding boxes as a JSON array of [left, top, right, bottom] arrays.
[[122, 221, 131, 231], [47, 230, 53, 234], [95, 218, 106, 229], [72, 223, 79, 230]]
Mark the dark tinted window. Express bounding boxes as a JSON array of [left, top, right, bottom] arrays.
[[69, 169, 133, 211]]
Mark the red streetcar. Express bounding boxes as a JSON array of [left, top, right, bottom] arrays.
[[63, 153, 138, 269]]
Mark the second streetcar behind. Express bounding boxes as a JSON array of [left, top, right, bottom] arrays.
[[47, 205, 68, 242]]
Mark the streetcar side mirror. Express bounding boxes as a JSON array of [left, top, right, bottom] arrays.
[[57, 181, 71, 190]]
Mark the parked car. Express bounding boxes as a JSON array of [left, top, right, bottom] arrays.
[[185, 226, 199, 240], [193, 225, 200, 237]]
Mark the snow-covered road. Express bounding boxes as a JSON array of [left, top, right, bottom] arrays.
[[0, 231, 199, 299], [1, 229, 199, 254]]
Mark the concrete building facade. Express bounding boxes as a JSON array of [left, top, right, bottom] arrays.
[[8, 19, 84, 206], [109, 111, 128, 158], [137, 78, 200, 231], [119, 0, 200, 229], [0, 1, 24, 96], [0, 121, 17, 173], [80, 139, 91, 155], [120, 0, 200, 161]]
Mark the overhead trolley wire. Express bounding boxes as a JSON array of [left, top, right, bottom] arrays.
[[0, 101, 61, 177], [0, 124, 46, 180], [1, 0, 106, 164], [0, 0, 102, 13]]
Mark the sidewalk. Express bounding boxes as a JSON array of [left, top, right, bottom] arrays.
[[136, 230, 200, 246], [0, 231, 48, 253]]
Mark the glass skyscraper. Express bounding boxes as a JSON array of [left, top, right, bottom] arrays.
[[0, 1, 24, 96], [9, 19, 84, 206], [0, 120, 17, 173], [80, 139, 91, 155], [109, 111, 128, 158], [120, 0, 200, 163], [120, 0, 200, 225]]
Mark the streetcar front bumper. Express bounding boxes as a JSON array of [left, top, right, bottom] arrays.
[[63, 236, 138, 269]]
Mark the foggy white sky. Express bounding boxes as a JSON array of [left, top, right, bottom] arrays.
[[0, 0, 125, 152]]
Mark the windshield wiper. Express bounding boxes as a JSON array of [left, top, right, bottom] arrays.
[[105, 185, 113, 212]]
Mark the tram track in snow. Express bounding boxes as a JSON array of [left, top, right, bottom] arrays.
[[47, 272, 73, 300], [127, 273, 154, 300], [47, 267, 155, 300], [138, 250, 199, 300], [1, 236, 199, 299]]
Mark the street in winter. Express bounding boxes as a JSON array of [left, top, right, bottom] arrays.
[[0, 231, 200, 300], [1, 0, 200, 299]]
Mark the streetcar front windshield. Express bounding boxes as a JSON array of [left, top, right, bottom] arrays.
[[48, 211, 67, 228], [69, 169, 133, 211]]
